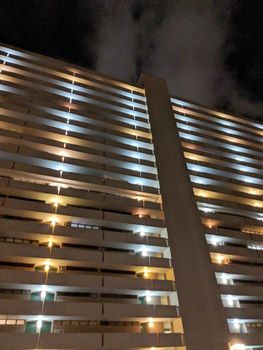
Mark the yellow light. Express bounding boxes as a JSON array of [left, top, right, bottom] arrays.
[[148, 318, 154, 328], [44, 261, 50, 272], [217, 255, 223, 264], [53, 198, 60, 208], [143, 271, 149, 278], [50, 218, 57, 227], [48, 241, 53, 248], [60, 150, 67, 158]]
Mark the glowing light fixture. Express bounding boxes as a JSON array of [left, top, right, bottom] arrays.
[[36, 316, 43, 332], [202, 207, 213, 213], [53, 198, 60, 208], [141, 249, 147, 257], [233, 319, 240, 330], [40, 287, 47, 301], [48, 241, 53, 248], [145, 291, 152, 303], [60, 150, 67, 158], [58, 164, 64, 172], [211, 237, 218, 246], [247, 244, 263, 251], [243, 177, 252, 184], [217, 255, 224, 264], [190, 166, 200, 172], [249, 189, 258, 195], [44, 261, 50, 272], [133, 166, 140, 172], [222, 273, 228, 285], [230, 344, 245, 350], [148, 318, 154, 328], [227, 295, 234, 307], [254, 201, 262, 208], [50, 218, 57, 227]]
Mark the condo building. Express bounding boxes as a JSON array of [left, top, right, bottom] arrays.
[[0, 43, 262, 350]]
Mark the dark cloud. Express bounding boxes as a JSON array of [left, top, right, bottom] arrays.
[[95, 1, 263, 119], [95, 1, 137, 81], [0, 0, 263, 119], [141, 1, 230, 105]]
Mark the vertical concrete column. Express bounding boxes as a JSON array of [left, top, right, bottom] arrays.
[[140, 74, 229, 350]]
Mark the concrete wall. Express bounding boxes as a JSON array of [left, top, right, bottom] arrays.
[[140, 74, 229, 350]]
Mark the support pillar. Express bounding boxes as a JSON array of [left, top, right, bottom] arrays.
[[140, 74, 229, 350]]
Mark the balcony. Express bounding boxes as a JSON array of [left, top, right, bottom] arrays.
[[230, 332, 263, 348], [226, 306, 263, 320], [103, 275, 175, 293], [0, 241, 171, 272], [103, 332, 183, 348], [0, 268, 174, 295], [0, 332, 183, 349], [215, 261, 263, 278], [0, 333, 38, 350], [0, 299, 179, 320], [104, 251, 171, 269]]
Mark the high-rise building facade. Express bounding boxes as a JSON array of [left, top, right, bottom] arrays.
[[0, 44, 262, 350]]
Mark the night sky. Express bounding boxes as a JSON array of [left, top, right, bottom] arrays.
[[1, 0, 263, 119]]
